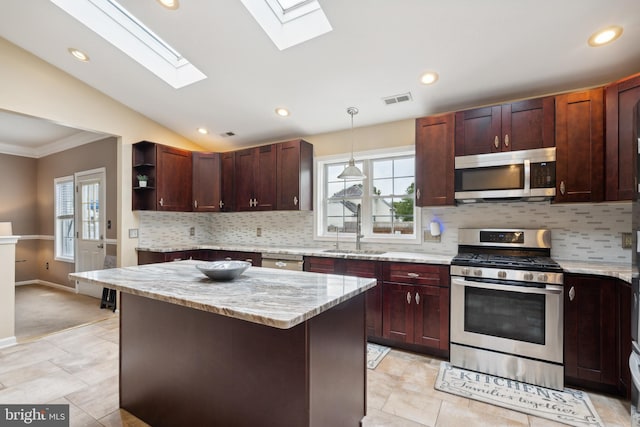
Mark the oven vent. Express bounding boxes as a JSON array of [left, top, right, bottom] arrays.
[[382, 92, 412, 105]]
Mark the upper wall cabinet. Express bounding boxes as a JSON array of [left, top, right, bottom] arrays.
[[220, 151, 236, 212], [605, 73, 640, 201], [132, 141, 192, 211], [554, 88, 604, 203], [235, 144, 277, 211], [276, 139, 313, 210], [454, 97, 555, 156], [192, 152, 221, 212], [415, 114, 455, 207]]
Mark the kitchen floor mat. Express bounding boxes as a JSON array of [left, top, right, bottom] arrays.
[[367, 342, 391, 369], [435, 361, 604, 427]]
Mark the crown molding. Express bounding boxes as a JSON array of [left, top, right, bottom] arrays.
[[0, 131, 108, 158]]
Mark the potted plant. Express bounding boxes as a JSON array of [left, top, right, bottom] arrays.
[[137, 174, 148, 188]]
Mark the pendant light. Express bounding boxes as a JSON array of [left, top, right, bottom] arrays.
[[337, 107, 366, 180]]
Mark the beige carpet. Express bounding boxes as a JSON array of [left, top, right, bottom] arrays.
[[15, 284, 117, 341]]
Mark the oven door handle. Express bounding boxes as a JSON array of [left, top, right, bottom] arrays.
[[451, 277, 563, 295]]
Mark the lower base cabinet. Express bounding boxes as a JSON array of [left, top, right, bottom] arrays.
[[138, 249, 261, 266], [382, 263, 450, 356], [564, 274, 630, 397]]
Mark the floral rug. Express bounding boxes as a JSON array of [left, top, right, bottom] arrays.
[[435, 362, 604, 427], [366, 343, 391, 369]]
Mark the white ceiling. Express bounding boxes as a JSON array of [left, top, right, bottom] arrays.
[[0, 0, 639, 154]]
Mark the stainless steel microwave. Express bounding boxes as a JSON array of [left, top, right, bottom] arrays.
[[454, 147, 556, 203]]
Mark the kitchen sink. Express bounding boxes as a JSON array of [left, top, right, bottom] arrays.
[[322, 249, 386, 255]]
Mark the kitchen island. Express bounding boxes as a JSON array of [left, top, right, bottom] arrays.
[[70, 260, 377, 427]]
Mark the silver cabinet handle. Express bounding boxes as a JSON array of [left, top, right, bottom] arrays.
[[225, 257, 232, 261], [194, 200, 198, 209], [293, 196, 298, 206], [249, 199, 253, 207], [219, 200, 224, 209], [159, 197, 164, 207], [494, 135, 500, 149], [416, 188, 421, 200], [275, 261, 287, 268], [569, 286, 575, 301], [560, 181, 566, 195], [415, 292, 420, 305], [245, 259, 253, 264], [504, 134, 509, 147], [407, 272, 420, 278], [406, 292, 411, 304]]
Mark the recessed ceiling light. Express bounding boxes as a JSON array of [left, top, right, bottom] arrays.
[[275, 107, 290, 117], [197, 127, 208, 135], [156, 0, 179, 10], [68, 48, 89, 62], [420, 71, 439, 85], [588, 26, 623, 47]]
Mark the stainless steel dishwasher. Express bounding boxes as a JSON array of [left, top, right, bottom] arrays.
[[261, 253, 304, 271]]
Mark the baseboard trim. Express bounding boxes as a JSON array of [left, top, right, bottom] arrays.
[[15, 280, 76, 293], [0, 336, 17, 349]]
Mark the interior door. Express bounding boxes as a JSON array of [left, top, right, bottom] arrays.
[[74, 168, 106, 297]]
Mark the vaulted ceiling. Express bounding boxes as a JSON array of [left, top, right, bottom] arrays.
[[1, 0, 639, 154]]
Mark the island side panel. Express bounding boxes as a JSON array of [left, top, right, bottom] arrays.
[[119, 293, 309, 427], [309, 292, 367, 427]]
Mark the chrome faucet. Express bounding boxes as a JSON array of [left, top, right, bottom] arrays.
[[356, 203, 363, 250]]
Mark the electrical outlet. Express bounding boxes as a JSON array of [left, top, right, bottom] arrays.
[[128, 228, 139, 238], [190, 227, 195, 237], [256, 227, 262, 237], [622, 232, 632, 249], [45, 262, 49, 270]]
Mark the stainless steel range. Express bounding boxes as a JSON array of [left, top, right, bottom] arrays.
[[450, 228, 564, 390]]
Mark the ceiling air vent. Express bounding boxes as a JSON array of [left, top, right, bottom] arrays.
[[220, 131, 236, 137], [382, 92, 413, 105]]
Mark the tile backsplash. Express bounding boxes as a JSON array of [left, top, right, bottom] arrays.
[[138, 201, 632, 264]]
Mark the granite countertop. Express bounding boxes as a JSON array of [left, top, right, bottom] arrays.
[[70, 260, 377, 329], [136, 244, 634, 282]]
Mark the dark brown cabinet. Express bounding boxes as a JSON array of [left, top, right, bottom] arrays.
[[382, 263, 449, 355], [304, 256, 382, 338], [204, 250, 262, 266], [192, 152, 221, 212], [454, 97, 555, 156], [605, 72, 640, 201], [555, 88, 604, 203], [235, 145, 277, 211], [220, 151, 236, 212], [138, 249, 261, 266], [137, 250, 201, 265], [276, 139, 313, 210], [415, 114, 455, 207], [564, 274, 630, 396], [132, 141, 192, 211]]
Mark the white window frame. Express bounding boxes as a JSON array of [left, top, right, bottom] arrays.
[[314, 146, 421, 245], [54, 175, 75, 263]]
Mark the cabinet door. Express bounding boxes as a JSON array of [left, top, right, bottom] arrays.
[[220, 152, 235, 212], [255, 144, 277, 210], [455, 106, 502, 155], [502, 97, 555, 151], [555, 88, 604, 203], [413, 285, 449, 351], [234, 148, 256, 211], [276, 140, 313, 210], [382, 283, 414, 343], [192, 152, 221, 212], [415, 114, 455, 207], [564, 275, 617, 386], [605, 73, 640, 201], [156, 145, 192, 211], [618, 281, 632, 396], [304, 256, 337, 273], [344, 260, 382, 338]]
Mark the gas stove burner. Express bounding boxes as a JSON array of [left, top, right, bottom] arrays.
[[452, 253, 562, 272]]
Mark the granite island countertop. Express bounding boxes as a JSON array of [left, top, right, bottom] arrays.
[[70, 260, 377, 329]]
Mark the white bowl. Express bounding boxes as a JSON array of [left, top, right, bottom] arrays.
[[196, 261, 251, 281]]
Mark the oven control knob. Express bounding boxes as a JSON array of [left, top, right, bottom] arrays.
[[473, 269, 483, 277], [524, 273, 534, 281], [537, 273, 548, 282], [497, 271, 507, 279], [461, 268, 470, 275]]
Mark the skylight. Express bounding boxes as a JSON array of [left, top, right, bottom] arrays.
[[241, 0, 332, 50], [51, 0, 206, 89]]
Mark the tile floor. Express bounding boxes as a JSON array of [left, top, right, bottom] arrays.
[[0, 316, 631, 426]]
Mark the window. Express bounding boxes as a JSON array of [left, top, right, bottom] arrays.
[[55, 176, 74, 262], [316, 148, 419, 243]]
